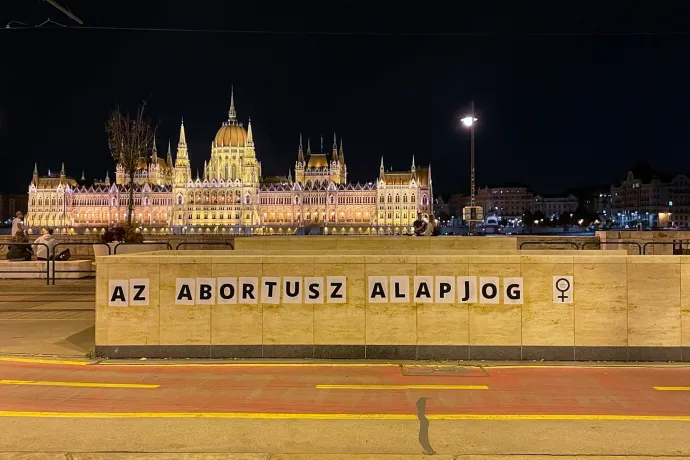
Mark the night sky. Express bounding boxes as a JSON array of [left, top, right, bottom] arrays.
[[1, 1, 689, 196]]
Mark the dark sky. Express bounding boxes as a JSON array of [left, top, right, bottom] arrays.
[[1, 1, 689, 196]]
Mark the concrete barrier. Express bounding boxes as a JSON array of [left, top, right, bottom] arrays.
[[95, 250, 690, 361]]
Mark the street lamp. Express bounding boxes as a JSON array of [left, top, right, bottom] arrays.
[[461, 101, 478, 234]]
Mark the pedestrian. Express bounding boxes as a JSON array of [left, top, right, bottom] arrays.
[[11, 211, 24, 236]]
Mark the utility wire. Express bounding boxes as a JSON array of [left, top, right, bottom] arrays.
[[3, 24, 690, 36]]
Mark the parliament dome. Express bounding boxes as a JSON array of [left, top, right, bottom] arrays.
[[214, 122, 247, 148]]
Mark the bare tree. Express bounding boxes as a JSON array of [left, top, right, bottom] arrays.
[[105, 102, 154, 226]]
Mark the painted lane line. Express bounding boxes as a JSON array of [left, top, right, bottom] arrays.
[[654, 386, 690, 391], [97, 362, 399, 368], [315, 384, 489, 390], [0, 357, 90, 366], [1, 411, 690, 421], [0, 380, 159, 389]]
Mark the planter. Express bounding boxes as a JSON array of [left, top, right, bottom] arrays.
[[93, 242, 117, 257], [112, 242, 169, 255]]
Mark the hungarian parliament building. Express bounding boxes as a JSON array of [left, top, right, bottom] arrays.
[[26, 92, 432, 235]]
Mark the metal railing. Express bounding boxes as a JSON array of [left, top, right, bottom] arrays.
[[113, 242, 173, 254], [582, 241, 642, 254], [175, 241, 234, 250], [642, 240, 690, 255], [518, 241, 581, 250], [0, 242, 50, 285], [50, 242, 111, 285]]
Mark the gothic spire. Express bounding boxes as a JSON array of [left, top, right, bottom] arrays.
[[33, 163, 38, 175], [152, 139, 158, 162], [166, 140, 173, 167], [338, 138, 344, 162], [307, 137, 311, 155], [228, 85, 236, 122], [247, 116, 253, 145], [320, 134, 324, 152], [412, 155, 416, 169], [331, 132, 338, 161], [297, 133, 304, 163], [178, 118, 187, 146], [81, 171, 86, 181], [60, 162, 65, 177]]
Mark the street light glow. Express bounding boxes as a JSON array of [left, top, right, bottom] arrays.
[[461, 116, 478, 127]]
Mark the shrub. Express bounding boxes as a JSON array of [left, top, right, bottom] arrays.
[[99, 225, 143, 244]]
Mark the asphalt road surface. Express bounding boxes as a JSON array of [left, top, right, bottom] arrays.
[[0, 359, 689, 457]]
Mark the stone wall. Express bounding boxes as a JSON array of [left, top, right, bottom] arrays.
[[95, 251, 690, 361], [597, 230, 690, 255], [235, 235, 598, 252], [0, 234, 235, 258], [234, 236, 518, 251]]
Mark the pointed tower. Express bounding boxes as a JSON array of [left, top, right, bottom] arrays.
[[331, 132, 338, 161], [32, 163, 39, 186], [379, 156, 385, 179], [338, 139, 346, 183], [307, 137, 311, 155], [228, 85, 236, 121], [105, 171, 111, 186], [411, 155, 416, 173], [247, 117, 254, 146], [295, 134, 305, 184], [174, 118, 191, 185], [152, 139, 158, 163], [166, 140, 173, 169], [203, 160, 208, 181], [60, 162, 66, 179], [320, 134, 324, 153]]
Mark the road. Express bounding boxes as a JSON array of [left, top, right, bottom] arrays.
[[0, 358, 689, 457]]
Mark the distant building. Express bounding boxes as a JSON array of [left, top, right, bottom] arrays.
[[533, 194, 578, 220], [610, 169, 690, 228], [476, 186, 534, 223], [582, 190, 612, 220], [25, 90, 433, 235]]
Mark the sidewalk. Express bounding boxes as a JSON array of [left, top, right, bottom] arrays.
[[0, 454, 689, 460], [0, 288, 94, 357]]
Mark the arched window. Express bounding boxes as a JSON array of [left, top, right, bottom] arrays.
[[294, 195, 300, 205], [177, 195, 183, 205], [245, 194, 251, 205]]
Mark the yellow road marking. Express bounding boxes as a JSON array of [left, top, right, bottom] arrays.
[[316, 384, 488, 390], [654, 386, 690, 391], [97, 362, 399, 368], [0, 411, 688, 421], [0, 380, 158, 389], [0, 357, 90, 366]]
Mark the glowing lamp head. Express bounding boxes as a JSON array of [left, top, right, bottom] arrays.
[[461, 116, 478, 127]]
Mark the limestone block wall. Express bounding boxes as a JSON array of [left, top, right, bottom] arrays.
[[234, 236, 518, 251], [597, 230, 690, 255], [0, 234, 236, 258], [95, 251, 690, 361]]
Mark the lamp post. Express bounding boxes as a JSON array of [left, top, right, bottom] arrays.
[[461, 101, 478, 234]]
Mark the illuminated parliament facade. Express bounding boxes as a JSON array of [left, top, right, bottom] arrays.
[[26, 92, 432, 235]]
